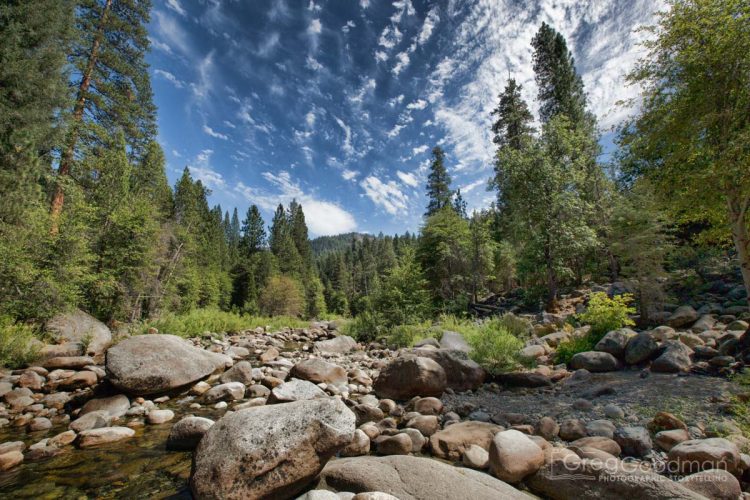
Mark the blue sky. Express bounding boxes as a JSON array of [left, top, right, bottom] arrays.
[[148, 0, 664, 236]]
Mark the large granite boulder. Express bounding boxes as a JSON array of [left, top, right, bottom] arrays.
[[190, 398, 355, 499], [106, 334, 230, 395], [668, 438, 742, 474], [594, 329, 637, 358], [290, 359, 348, 387], [667, 306, 699, 328], [373, 356, 447, 400], [314, 455, 524, 500], [46, 309, 112, 356], [410, 348, 485, 392], [429, 421, 503, 461], [314, 335, 357, 354], [651, 341, 693, 373], [527, 458, 704, 499], [439, 331, 471, 353], [569, 352, 620, 372]]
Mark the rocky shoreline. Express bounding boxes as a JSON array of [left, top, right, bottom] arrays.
[[1, 292, 750, 499]]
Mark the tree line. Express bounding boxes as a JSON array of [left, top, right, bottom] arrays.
[[0, 0, 747, 335]]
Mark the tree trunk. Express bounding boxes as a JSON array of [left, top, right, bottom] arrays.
[[50, 0, 112, 234], [728, 192, 750, 309]]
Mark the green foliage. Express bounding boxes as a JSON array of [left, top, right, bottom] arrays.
[[140, 308, 309, 338], [437, 315, 525, 374], [576, 292, 636, 337], [373, 247, 431, 327], [259, 275, 304, 317], [620, 0, 750, 303], [0, 317, 40, 368], [388, 321, 439, 348], [425, 146, 453, 217], [343, 311, 386, 343], [555, 333, 597, 365]]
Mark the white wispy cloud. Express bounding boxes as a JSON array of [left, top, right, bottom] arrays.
[[154, 69, 184, 88], [306, 55, 323, 71], [418, 7, 440, 45], [166, 0, 186, 17], [360, 176, 408, 215], [189, 149, 225, 190], [342, 20, 356, 33], [235, 171, 357, 236], [334, 117, 354, 156], [406, 99, 428, 110], [202, 124, 229, 140], [412, 144, 429, 156], [342, 169, 359, 181], [397, 170, 419, 188], [360, 0, 370, 8], [309, 19, 322, 35], [152, 11, 190, 56], [460, 178, 486, 194], [392, 51, 411, 75]]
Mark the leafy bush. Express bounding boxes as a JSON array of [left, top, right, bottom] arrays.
[[259, 275, 304, 317], [141, 309, 309, 338], [492, 313, 534, 341], [343, 311, 386, 343], [576, 292, 636, 337], [555, 332, 597, 365], [436, 315, 524, 374], [388, 321, 440, 347], [0, 317, 40, 368]]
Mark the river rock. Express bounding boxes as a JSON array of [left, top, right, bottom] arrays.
[[219, 360, 253, 385], [595, 329, 637, 358], [373, 356, 447, 400], [570, 437, 621, 456], [314, 335, 357, 354], [429, 421, 503, 461], [341, 429, 371, 457], [463, 444, 490, 469], [668, 438, 741, 474], [204, 382, 246, 402], [527, 458, 704, 499], [651, 341, 693, 373], [43, 356, 95, 370], [80, 394, 130, 418], [290, 359, 348, 387], [569, 352, 620, 372], [106, 334, 230, 395], [375, 434, 412, 455], [624, 332, 659, 364], [0, 451, 24, 471], [46, 309, 112, 356], [655, 429, 690, 452], [314, 455, 523, 500], [667, 306, 699, 328], [77, 426, 135, 448], [70, 410, 110, 432], [489, 429, 544, 483], [167, 416, 214, 451], [147, 409, 174, 424], [410, 348, 485, 392], [190, 398, 355, 499], [268, 378, 327, 403], [678, 469, 741, 500], [613, 426, 652, 457]]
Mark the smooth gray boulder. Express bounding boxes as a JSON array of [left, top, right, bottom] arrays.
[[46, 309, 112, 356], [268, 379, 327, 403], [106, 334, 231, 395], [314, 335, 357, 354], [373, 356, 447, 400], [167, 416, 214, 451], [80, 394, 130, 418], [190, 398, 355, 499], [314, 455, 524, 500], [410, 348, 485, 392], [527, 458, 704, 499], [569, 351, 620, 372]]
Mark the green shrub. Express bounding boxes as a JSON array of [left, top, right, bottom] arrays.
[[388, 321, 440, 347], [141, 309, 309, 338], [0, 317, 40, 368], [343, 311, 385, 343], [576, 292, 636, 337], [436, 315, 524, 374], [492, 313, 534, 341], [554, 333, 597, 365]]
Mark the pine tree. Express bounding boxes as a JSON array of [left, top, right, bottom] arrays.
[[0, 0, 73, 224], [241, 205, 266, 256], [132, 140, 172, 219], [490, 78, 534, 151], [51, 0, 157, 231], [453, 189, 468, 219], [531, 22, 588, 125], [425, 146, 453, 216]]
